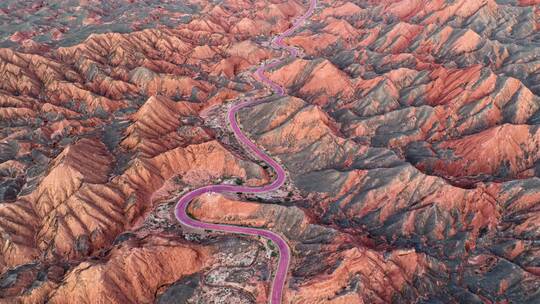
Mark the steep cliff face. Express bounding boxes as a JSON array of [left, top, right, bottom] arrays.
[[1, 0, 540, 303]]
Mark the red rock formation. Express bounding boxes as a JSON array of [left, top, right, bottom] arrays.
[[267, 59, 355, 105], [411, 124, 540, 182], [1, 0, 540, 303], [47, 236, 210, 304]]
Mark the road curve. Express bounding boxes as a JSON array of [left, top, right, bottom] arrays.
[[175, 0, 317, 303]]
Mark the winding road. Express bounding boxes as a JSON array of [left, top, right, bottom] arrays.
[[175, 0, 317, 303]]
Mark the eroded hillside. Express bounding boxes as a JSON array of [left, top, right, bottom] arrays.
[[1, 0, 539, 303]]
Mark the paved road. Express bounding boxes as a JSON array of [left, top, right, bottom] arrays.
[[175, 0, 317, 303]]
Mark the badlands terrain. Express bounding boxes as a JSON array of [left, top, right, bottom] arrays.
[[0, 0, 539, 303]]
